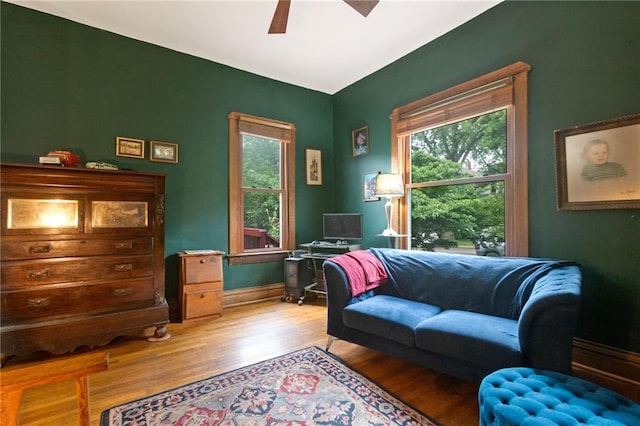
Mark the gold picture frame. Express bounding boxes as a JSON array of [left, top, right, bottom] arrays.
[[352, 126, 369, 157], [554, 113, 640, 210], [116, 137, 145, 159], [150, 141, 179, 164], [305, 148, 322, 185]]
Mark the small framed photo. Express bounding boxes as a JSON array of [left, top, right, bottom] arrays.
[[116, 137, 145, 159], [150, 141, 179, 164], [352, 126, 369, 157], [554, 113, 640, 210], [363, 171, 380, 201], [305, 148, 322, 185]]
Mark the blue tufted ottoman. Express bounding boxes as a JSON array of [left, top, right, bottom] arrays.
[[479, 367, 640, 425]]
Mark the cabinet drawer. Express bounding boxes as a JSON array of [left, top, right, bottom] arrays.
[[183, 255, 222, 283], [1, 278, 155, 322], [1, 255, 153, 289], [184, 288, 222, 320], [1, 237, 153, 260]]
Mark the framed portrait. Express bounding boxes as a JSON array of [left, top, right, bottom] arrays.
[[305, 149, 322, 185], [116, 137, 145, 159], [150, 141, 179, 164], [554, 113, 640, 210], [352, 126, 369, 157], [363, 171, 380, 201]]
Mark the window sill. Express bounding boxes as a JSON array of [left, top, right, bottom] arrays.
[[227, 250, 289, 265]]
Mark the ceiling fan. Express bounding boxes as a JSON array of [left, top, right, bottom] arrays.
[[269, 0, 379, 34]]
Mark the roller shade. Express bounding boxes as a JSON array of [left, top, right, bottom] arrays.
[[396, 78, 513, 136], [235, 113, 295, 142]]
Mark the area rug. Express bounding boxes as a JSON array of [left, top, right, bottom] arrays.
[[101, 346, 439, 426]]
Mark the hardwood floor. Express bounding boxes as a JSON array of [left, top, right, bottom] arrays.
[[8, 298, 479, 425]]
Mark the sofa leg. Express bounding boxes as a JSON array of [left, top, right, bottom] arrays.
[[325, 336, 336, 352]]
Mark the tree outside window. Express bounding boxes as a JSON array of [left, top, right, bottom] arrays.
[[390, 62, 530, 257], [228, 113, 296, 264], [410, 110, 506, 254]]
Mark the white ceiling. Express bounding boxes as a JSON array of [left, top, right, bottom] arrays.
[[6, 0, 500, 94]]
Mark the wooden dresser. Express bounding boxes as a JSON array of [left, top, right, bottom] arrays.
[[178, 251, 224, 321], [0, 163, 169, 357]]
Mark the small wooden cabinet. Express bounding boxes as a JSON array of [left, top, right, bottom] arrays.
[[0, 163, 169, 357], [178, 251, 224, 321]]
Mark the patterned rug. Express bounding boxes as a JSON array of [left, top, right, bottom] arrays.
[[101, 346, 439, 425]]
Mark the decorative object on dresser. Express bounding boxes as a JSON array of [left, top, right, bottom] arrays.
[[0, 163, 169, 358], [178, 250, 224, 321]]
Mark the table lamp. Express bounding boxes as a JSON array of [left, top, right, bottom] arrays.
[[374, 173, 404, 236]]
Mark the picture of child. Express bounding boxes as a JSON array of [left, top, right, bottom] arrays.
[[352, 127, 369, 157], [580, 139, 627, 181]]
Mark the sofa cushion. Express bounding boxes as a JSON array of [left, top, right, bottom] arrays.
[[414, 310, 522, 368], [343, 295, 441, 347]]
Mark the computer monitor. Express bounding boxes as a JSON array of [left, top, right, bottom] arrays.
[[322, 213, 363, 242]]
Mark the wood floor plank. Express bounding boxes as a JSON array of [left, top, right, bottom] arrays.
[[8, 299, 479, 425]]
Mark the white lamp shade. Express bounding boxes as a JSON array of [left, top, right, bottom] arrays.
[[375, 173, 404, 198]]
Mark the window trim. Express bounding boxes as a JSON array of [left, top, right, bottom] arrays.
[[389, 62, 530, 256], [228, 112, 296, 264]]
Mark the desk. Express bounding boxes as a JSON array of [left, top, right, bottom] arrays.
[[296, 243, 361, 305]]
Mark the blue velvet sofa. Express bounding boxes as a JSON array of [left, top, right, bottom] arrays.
[[322, 248, 582, 382]]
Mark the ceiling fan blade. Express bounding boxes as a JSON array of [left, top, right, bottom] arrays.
[[344, 0, 379, 18], [268, 0, 291, 34]]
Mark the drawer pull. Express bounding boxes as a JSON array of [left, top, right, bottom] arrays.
[[27, 297, 50, 307], [113, 287, 134, 297], [114, 263, 133, 272], [200, 258, 217, 264], [29, 245, 51, 254], [114, 241, 134, 249], [28, 270, 50, 279]]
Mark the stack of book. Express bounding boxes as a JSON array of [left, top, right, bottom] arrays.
[[39, 150, 81, 167]]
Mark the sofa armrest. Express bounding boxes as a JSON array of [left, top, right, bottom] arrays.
[[323, 260, 357, 337], [518, 265, 582, 373]]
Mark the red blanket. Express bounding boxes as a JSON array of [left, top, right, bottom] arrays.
[[326, 250, 388, 297]]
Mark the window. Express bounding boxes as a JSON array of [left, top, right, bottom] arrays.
[[228, 112, 296, 264], [390, 62, 530, 256]]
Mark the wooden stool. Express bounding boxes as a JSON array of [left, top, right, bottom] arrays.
[[0, 351, 109, 426]]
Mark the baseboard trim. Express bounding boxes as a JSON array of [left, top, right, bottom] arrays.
[[572, 338, 640, 402], [222, 283, 285, 307]]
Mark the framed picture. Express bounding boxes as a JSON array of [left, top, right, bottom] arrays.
[[363, 171, 380, 201], [554, 113, 640, 210], [150, 141, 179, 164], [116, 137, 145, 159], [352, 126, 369, 157], [305, 148, 322, 185]]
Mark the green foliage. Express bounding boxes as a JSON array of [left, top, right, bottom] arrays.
[[242, 135, 281, 242], [410, 110, 506, 251]]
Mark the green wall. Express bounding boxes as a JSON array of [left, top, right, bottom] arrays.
[[2, 1, 639, 354], [0, 3, 334, 301], [333, 1, 640, 352]]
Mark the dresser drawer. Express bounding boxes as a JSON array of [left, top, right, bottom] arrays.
[[1, 237, 153, 261], [183, 255, 222, 284], [1, 278, 155, 322], [183, 287, 223, 320], [1, 255, 153, 290]]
